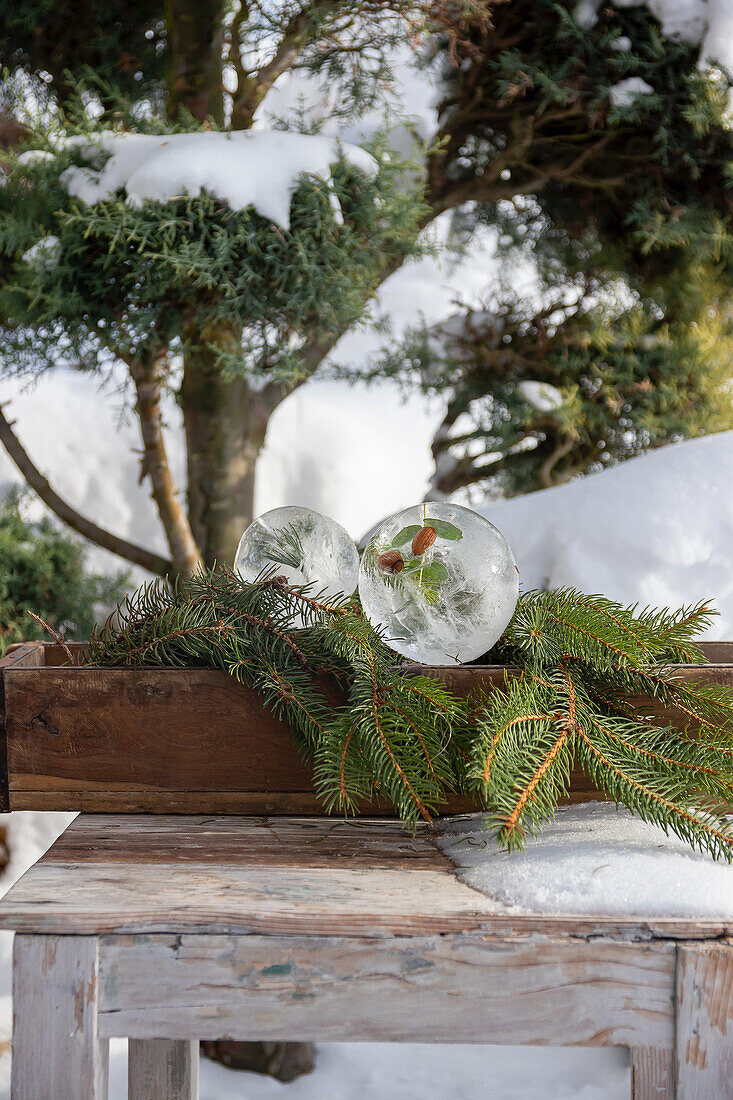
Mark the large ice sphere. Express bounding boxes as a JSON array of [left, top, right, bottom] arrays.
[[234, 506, 359, 600], [359, 502, 518, 665]]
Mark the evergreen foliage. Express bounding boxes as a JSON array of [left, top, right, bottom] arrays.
[[88, 568, 470, 828], [88, 569, 733, 858], [374, 292, 733, 497], [387, 0, 733, 497], [0, 491, 126, 653], [0, 0, 167, 112], [0, 139, 425, 383]]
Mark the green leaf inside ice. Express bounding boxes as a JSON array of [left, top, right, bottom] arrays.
[[390, 525, 421, 548], [419, 561, 450, 584], [424, 519, 463, 541]]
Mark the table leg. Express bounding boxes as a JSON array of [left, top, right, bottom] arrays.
[[631, 1048, 674, 1098], [128, 1039, 198, 1099], [676, 943, 733, 1099], [12, 933, 108, 1100]]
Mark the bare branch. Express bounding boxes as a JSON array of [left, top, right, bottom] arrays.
[[128, 353, 202, 578], [231, 1, 343, 129], [0, 404, 172, 576]]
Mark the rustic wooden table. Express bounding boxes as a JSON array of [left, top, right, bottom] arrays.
[[0, 814, 730, 1100]]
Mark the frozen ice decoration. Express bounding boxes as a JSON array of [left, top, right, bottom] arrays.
[[359, 502, 518, 665], [234, 506, 359, 600]]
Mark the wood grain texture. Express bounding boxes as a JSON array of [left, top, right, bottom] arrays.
[[676, 942, 733, 1099], [2, 642, 731, 814], [0, 641, 45, 813], [631, 1047, 674, 1099], [0, 815, 730, 942], [97, 932, 676, 1048], [128, 1039, 198, 1100], [12, 934, 109, 1100]]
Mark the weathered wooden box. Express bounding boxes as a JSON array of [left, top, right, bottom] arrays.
[[1, 640, 732, 814]]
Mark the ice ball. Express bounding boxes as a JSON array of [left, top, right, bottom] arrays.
[[359, 502, 518, 665], [234, 506, 359, 600]]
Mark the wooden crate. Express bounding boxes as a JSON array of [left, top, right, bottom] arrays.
[[1, 640, 732, 814]]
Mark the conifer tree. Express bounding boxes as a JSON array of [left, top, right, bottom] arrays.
[[0, 491, 125, 652], [0, 1, 730, 566], [393, 0, 733, 498]]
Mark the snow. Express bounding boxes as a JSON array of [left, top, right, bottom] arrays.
[[0, 809, 631, 1099], [15, 150, 54, 166], [480, 431, 733, 636], [192, 1043, 629, 1100], [609, 76, 655, 107], [439, 803, 733, 917], [516, 379, 564, 411], [60, 131, 377, 228], [20, 234, 60, 269]]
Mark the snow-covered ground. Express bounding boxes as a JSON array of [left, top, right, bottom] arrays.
[[482, 430, 733, 636]]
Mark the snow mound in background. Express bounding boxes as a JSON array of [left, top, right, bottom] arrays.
[[482, 431, 733, 636], [60, 130, 377, 228], [439, 803, 733, 917]]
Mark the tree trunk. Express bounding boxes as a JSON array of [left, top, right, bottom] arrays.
[[180, 325, 278, 565], [165, 0, 226, 126], [129, 353, 201, 577], [200, 1040, 315, 1082]]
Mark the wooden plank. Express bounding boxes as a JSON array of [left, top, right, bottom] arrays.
[[2, 856, 727, 940], [4, 643, 732, 813], [631, 1047, 674, 1098], [0, 642, 45, 813], [12, 934, 108, 1100], [0, 815, 728, 941], [676, 942, 733, 1098], [6, 789, 488, 814], [5, 667, 315, 794], [128, 1039, 198, 1100], [0, 642, 45, 669], [0, 860, 508, 936], [97, 932, 675, 1047], [39, 814, 448, 867]]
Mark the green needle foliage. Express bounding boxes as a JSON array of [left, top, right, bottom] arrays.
[[87, 567, 470, 828], [480, 590, 733, 858], [87, 570, 733, 857], [0, 490, 126, 653]]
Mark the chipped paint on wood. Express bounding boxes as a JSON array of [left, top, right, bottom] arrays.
[[97, 932, 676, 1049], [676, 943, 733, 1098], [12, 934, 108, 1099]]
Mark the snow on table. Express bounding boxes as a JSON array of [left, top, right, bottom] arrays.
[[438, 802, 733, 918]]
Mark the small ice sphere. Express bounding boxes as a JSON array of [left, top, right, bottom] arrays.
[[234, 506, 359, 600], [359, 502, 518, 665]]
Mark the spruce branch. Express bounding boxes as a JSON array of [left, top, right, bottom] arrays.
[[87, 574, 733, 855]]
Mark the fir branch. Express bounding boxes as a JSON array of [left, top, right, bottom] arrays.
[[86, 573, 733, 855]]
